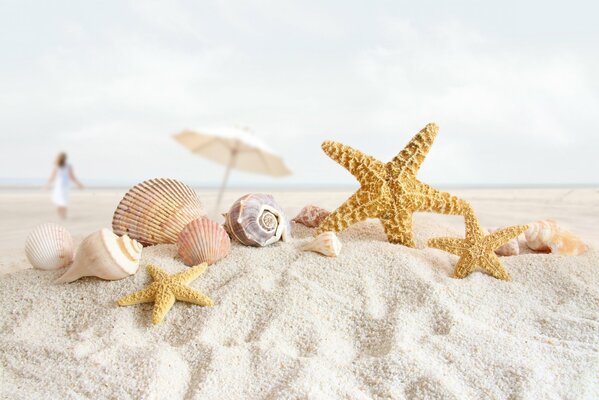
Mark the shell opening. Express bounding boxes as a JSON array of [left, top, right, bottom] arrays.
[[259, 211, 278, 233]]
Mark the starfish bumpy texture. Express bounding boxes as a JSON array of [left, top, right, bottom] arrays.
[[428, 209, 528, 280], [116, 263, 213, 324], [316, 123, 470, 247]]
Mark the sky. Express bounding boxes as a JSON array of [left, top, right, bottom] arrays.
[[1, 0, 598, 187]]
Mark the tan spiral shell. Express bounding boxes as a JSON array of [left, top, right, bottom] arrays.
[[525, 219, 588, 256], [291, 205, 331, 228], [177, 217, 231, 266], [25, 223, 75, 270], [112, 178, 205, 246]]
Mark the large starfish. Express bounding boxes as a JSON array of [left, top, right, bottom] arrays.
[[316, 123, 469, 247], [428, 210, 528, 280], [116, 263, 213, 324]]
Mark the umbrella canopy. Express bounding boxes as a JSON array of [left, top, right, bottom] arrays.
[[173, 126, 291, 210]]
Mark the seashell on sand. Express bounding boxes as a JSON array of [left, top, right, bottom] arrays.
[[291, 205, 331, 228], [177, 217, 231, 266], [112, 178, 205, 246], [487, 227, 521, 256], [525, 219, 588, 256], [301, 231, 342, 257], [223, 193, 291, 247], [25, 223, 75, 270], [56, 229, 142, 283]]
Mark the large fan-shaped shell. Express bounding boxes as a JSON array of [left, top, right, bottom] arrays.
[[56, 229, 142, 283], [177, 217, 231, 266], [112, 178, 205, 246], [223, 193, 291, 247], [301, 231, 342, 257], [25, 223, 75, 270]]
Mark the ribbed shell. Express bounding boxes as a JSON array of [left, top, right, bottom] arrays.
[[301, 231, 342, 257], [292, 205, 331, 228], [223, 193, 291, 247], [177, 217, 231, 266], [25, 223, 75, 270], [112, 178, 205, 246], [525, 220, 588, 256]]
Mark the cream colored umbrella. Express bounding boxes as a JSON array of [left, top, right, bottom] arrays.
[[173, 126, 292, 209]]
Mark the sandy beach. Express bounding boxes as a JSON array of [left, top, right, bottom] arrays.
[[1, 187, 598, 399]]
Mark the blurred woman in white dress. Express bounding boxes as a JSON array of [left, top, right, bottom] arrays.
[[46, 152, 84, 219]]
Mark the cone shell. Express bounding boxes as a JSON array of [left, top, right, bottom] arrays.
[[177, 217, 231, 266], [223, 193, 291, 247], [56, 229, 142, 283], [112, 178, 205, 246], [301, 231, 342, 257], [525, 220, 588, 256], [291, 205, 331, 228], [25, 223, 75, 270], [487, 227, 520, 256]]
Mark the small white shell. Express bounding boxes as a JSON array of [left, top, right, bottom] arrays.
[[301, 231, 342, 257], [177, 217, 231, 266], [25, 223, 75, 270], [56, 229, 142, 283]]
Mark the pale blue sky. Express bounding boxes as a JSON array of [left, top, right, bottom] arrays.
[[1, 0, 598, 187]]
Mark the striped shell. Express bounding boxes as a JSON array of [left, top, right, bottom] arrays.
[[525, 220, 588, 256], [223, 193, 291, 247], [292, 205, 331, 228], [177, 217, 231, 266], [301, 231, 342, 257], [112, 178, 205, 246], [56, 229, 142, 283], [25, 223, 75, 270]]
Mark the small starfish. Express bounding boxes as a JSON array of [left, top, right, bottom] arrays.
[[116, 263, 213, 324], [316, 123, 470, 246], [428, 210, 528, 280]]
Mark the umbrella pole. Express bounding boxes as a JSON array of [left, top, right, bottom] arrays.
[[215, 148, 237, 214]]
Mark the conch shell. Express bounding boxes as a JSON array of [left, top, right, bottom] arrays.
[[291, 205, 331, 228], [177, 217, 231, 266], [223, 193, 291, 247], [112, 178, 205, 246], [525, 219, 588, 256], [25, 223, 75, 270], [301, 231, 342, 257], [487, 227, 520, 256], [56, 229, 142, 283]]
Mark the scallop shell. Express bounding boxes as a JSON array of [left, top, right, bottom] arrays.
[[223, 193, 291, 247], [177, 217, 231, 266], [25, 223, 75, 270], [525, 220, 588, 256], [291, 205, 331, 228], [487, 227, 520, 256], [301, 231, 342, 257], [112, 178, 205, 246], [56, 229, 142, 283]]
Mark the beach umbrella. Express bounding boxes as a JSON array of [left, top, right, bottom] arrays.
[[173, 126, 292, 209]]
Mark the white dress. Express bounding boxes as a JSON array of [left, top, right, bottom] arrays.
[[52, 165, 71, 207]]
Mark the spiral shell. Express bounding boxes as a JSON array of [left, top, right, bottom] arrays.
[[525, 220, 588, 256], [56, 229, 142, 283], [291, 205, 331, 228], [487, 227, 520, 256], [301, 231, 342, 257], [25, 223, 75, 270], [177, 217, 231, 266], [112, 178, 205, 246], [223, 193, 291, 247]]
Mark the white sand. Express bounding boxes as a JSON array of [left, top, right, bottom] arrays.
[[0, 188, 598, 399]]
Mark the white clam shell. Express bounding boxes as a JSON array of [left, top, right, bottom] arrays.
[[177, 217, 231, 266], [301, 231, 342, 257], [25, 223, 75, 270], [112, 178, 205, 246], [56, 229, 142, 283]]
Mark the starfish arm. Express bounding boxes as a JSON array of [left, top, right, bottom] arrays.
[[453, 255, 475, 278], [152, 285, 176, 324], [410, 183, 472, 216], [387, 123, 439, 179], [172, 263, 208, 284], [172, 284, 214, 307], [321, 141, 385, 185], [147, 265, 169, 281], [427, 237, 466, 255], [463, 208, 486, 238], [316, 188, 380, 235], [116, 285, 156, 306], [480, 255, 511, 281], [379, 211, 416, 247], [486, 225, 529, 249]]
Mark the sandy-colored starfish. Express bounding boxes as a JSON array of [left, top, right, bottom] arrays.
[[116, 263, 213, 324], [316, 123, 470, 246], [428, 209, 528, 280]]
